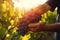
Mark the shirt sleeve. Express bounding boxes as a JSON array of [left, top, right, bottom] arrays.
[[46, 0, 57, 11]]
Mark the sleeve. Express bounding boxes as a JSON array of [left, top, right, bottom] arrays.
[[46, 0, 57, 11]]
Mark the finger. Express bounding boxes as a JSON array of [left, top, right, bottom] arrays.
[[28, 23, 40, 28]]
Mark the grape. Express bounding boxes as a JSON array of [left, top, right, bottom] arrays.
[[17, 23, 29, 36]]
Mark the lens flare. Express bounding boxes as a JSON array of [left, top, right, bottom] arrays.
[[12, 0, 48, 11]]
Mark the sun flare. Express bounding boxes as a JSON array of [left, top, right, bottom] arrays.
[[12, 0, 48, 11]]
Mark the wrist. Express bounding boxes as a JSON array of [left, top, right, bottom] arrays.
[[39, 23, 46, 31]]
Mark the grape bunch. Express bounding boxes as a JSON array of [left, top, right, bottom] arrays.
[[17, 11, 42, 36], [17, 23, 29, 36]]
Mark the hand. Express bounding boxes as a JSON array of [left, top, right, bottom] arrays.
[[28, 22, 44, 32]]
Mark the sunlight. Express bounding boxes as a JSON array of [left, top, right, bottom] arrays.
[[12, 0, 48, 11]]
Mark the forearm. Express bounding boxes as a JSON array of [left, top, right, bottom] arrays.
[[19, 3, 51, 24], [33, 3, 51, 14], [43, 23, 60, 32]]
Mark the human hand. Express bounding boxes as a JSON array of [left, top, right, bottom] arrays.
[[28, 22, 44, 32]]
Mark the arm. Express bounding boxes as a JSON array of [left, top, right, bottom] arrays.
[[28, 23, 60, 32], [32, 3, 51, 14], [43, 23, 60, 32], [19, 3, 51, 24]]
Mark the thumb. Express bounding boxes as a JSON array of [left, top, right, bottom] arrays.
[[28, 23, 40, 28]]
